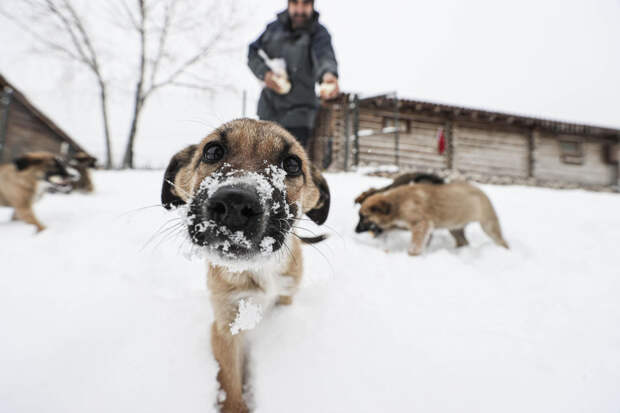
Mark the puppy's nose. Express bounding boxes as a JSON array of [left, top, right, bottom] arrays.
[[207, 187, 262, 233]]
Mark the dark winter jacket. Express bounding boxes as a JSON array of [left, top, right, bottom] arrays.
[[248, 10, 338, 129]]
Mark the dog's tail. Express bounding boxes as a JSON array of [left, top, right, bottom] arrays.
[[299, 234, 329, 244]]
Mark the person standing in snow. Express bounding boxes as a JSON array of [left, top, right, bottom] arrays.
[[248, 0, 339, 148]]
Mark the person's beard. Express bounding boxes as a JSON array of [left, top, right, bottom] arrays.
[[290, 11, 313, 29]]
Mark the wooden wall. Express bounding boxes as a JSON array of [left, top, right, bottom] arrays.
[[316, 101, 618, 190], [453, 124, 529, 178], [355, 108, 448, 170], [1, 99, 63, 163], [533, 132, 616, 186]]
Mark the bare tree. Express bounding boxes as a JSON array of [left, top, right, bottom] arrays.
[[0, 0, 114, 168], [115, 0, 241, 168], [1, 0, 242, 169]]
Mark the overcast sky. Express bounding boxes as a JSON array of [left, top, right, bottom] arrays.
[[1, 0, 619, 166]]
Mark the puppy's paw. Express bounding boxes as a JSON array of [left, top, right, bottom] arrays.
[[277, 295, 293, 306], [408, 246, 423, 256]]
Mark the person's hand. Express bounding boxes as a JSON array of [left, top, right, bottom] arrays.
[[264, 71, 282, 93], [265, 70, 291, 94], [319, 72, 339, 100]]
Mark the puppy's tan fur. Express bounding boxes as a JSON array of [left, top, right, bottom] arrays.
[[0, 152, 68, 232], [162, 119, 328, 413], [360, 181, 509, 255]]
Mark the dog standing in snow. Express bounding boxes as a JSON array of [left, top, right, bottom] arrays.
[[356, 181, 509, 255], [161, 119, 330, 413], [0, 152, 77, 232]]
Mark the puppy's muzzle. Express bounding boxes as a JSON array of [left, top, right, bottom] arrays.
[[355, 217, 383, 236], [207, 186, 263, 235]]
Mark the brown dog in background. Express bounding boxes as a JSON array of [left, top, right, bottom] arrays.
[[0, 152, 77, 232], [161, 119, 330, 413], [356, 181, 509, 255]]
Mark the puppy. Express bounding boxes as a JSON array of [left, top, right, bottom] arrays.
[[356, 181, 509, 255], [161, 119, 330, 413], [0, 152, 77, 232], [68, 152, 97, 193], [354, 172, 444, 205]]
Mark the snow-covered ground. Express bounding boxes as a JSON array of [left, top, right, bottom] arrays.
[[1, 170, 619, 413]]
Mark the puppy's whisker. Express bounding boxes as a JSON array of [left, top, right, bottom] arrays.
[[278, 234, 297, 266], [153, 226, 187, 250], [141, 219, 186, 251], [117, 204, 166, 219], [291, 232, 335, 278], [142, 225, 185, 253], [165, 179, 191, 198], [291, 217, 345, 243]]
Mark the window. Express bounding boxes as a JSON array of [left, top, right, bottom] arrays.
[[603, 143, 619, 165], [559, 139, 584, 165], [382, 117, 410, 134]]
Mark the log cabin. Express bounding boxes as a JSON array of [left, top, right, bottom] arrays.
[[310, 94, 620, 191], [0, 74, 93, 164]]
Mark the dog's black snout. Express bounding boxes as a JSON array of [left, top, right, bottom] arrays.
[[355, 220, 368, 233], [207, 187, 262, 233]]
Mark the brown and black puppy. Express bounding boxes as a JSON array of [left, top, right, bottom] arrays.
[[68, 152, 97, 193], [0, 152, 78, 232], [161, 119, 329, 413], [356, 181, 509, 255]]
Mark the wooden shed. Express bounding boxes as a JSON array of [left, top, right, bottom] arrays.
[[0, 74, 92, 164], [310, 94, 620, 191]]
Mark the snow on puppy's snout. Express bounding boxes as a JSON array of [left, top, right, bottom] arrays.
[[186, 166, 296, 261]]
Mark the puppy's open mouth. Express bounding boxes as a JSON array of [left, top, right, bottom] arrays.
[[184, 165, 298, 262], [45, 174, 74, 193]]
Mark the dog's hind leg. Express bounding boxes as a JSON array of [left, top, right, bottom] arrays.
[[449, 228, 469, 248], [211, 322, 249, 413]]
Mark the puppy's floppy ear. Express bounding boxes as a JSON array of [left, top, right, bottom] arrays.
[[161, 145, 197, 209], [306, 164, 330, 225], [371, 200, 391, 215], [13, 156, 39, 171]]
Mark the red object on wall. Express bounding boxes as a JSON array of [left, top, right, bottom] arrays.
[[437, 128, 446, 155]]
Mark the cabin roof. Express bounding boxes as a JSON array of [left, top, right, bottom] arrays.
[[340, 93, 620, 139], [0, 73, 90, 155]]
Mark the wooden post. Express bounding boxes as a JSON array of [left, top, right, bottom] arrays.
[[343, 99, 350, 172], [528, 129, 537, 179], [241, 90, 247, 118], [393, 95, 400, 167], [445, 120, 454, 170], [0, 86, 13, 161], [353, 94, 360, 167], [616, 136, 620, 192]]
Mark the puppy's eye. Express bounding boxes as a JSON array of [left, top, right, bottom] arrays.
[[202, 142, 225, 163], [282, 155, 302, 176]]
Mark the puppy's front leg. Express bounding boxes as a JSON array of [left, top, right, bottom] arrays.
[[408, 220, 434, 256], [211, 322, 248, 413]]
